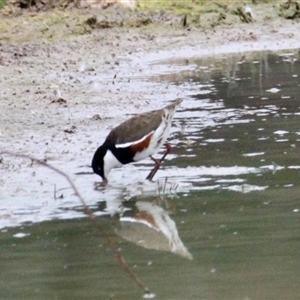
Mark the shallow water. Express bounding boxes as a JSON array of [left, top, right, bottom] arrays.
[[1, 50, 300, 299]]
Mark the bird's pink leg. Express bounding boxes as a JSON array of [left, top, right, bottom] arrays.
[[146, 143, 172, 181]]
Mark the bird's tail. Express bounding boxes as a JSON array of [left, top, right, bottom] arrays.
[[165, 98, 183, 110]]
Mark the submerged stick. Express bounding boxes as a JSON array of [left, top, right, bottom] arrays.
[[0, 150, 151, 295]]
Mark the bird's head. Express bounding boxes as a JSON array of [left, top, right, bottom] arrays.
[[92, 145, 108, 183]]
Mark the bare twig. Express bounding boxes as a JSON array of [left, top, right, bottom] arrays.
[[53, 184, 56, 200], [0, 150, 151, 296]]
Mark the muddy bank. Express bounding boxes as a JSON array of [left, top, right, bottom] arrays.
[[1, 5, 299, 143]]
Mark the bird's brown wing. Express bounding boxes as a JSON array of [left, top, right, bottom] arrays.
[[105, 108, 163, 145], [105, 99, 183, 145]]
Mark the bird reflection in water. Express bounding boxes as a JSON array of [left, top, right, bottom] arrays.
[[98, 198, 192, 260]]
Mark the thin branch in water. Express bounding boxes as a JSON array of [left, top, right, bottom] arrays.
[[0, 150, 152, 297], [53, 184, 56, 200]]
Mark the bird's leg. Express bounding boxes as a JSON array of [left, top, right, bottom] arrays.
[[146, 157, 161, 181], [94, 179, 108, 190], [150, 156, 161, 169], [158, 143, 171, 164], [146, 143, 172, 181]]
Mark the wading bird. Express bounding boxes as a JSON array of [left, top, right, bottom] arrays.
[[92, 99, 183, 183]]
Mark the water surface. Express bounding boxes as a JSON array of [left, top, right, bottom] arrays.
[[1, 50, 300, 299]]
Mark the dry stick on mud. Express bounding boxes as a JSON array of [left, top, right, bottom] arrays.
[[0, 150, 151, 296]]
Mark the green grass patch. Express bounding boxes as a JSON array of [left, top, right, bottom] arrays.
[[137, 0, 279, 14], [137, 0, 212, 15], [0, 0, 6, 9]]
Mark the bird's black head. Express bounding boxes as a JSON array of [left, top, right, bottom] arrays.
[[92, 144, 108, 183]]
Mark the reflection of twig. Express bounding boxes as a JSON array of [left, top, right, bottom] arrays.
[[0, 150, 151, 296]]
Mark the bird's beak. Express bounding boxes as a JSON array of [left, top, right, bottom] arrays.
[[94, 176, 108, 190]]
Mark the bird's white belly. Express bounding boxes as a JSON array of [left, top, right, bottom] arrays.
[[133, 119, 171, 161]]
